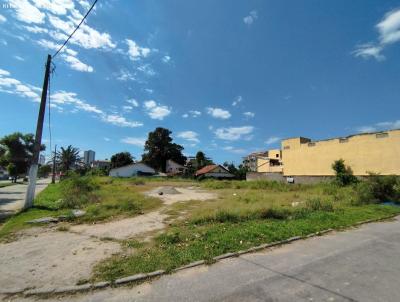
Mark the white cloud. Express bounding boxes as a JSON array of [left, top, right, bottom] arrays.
[[353, 9, 400, 61], [115, 69, 135, 81], [243, 111, 255, 118], [215, 126, 254, 141], [182, 110, 201, 118], [9, 0, 46, 24], [30, 0, 75, 15], [356, 120, 400, 133], [126, 99, 139, 107], [121, 137, 146, 147], [61, 54, 94, 72], [122, 105, 133, 112], [223, 146, 247, 154], [232, 95, 242, 106], [14, 55, 25, 61], [265, 136, 281, 145], [162, 55, 171, 63], [101, 114, 143, 128], [103, 137, 111, 142], [243, 10, 258, 26], [25, 25, 48, 33], [143, 100, 171, 120], [206, 107, 231, 119], [126, 39, 151, 61], [138, 64, 156, 76], [0, 14, 7, 23], [177, 131, 200, 143], [0, 68, 40, 102]]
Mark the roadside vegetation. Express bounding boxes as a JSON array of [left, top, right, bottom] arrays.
[[92, 174, 400, 281]]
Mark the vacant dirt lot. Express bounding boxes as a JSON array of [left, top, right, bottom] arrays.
[[0, 186, 216, 293]]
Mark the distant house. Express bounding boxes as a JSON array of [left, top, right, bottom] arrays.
[[109, 163, 156, 177], [0, 166, 8, 180], [166, 159, 186, 175], [195, 164, 234, 179], [91, 160, 111, 170]]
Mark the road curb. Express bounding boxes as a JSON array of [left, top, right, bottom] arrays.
[[3, 213, 396, 298]]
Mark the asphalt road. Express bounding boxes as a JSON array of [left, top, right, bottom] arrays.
[[0, 178, 51, 220], [9, 214, 400, 302]]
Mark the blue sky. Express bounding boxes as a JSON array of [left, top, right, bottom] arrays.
[[1, 0, 400, 164]]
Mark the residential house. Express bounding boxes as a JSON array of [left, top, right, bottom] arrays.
[[166, 159, 186, 175], [91, 160, 111, 170], [109, 162, 156, 177], [195, 164, 234, 179]]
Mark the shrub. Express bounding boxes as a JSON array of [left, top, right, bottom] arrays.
[[305, 198, 334, 212], [356, 174, 400, 204], [259, 207, 291, 220], [59, 176, 99, 208], [332, 159, 358, 186]]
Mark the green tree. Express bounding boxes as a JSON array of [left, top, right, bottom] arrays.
[[110, 152, 134, 168], [57, 145, 80, 172], [332, 159, 358, 186], [38, 164, 52, 178], [196, 151, 206, 169], [142, 127, 186, 172], [7, 163, 17, 182], [0, 132, 45, 177]]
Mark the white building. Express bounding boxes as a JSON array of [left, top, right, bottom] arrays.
[[83, 150, 95, 166], [166, 159, 186, 175], [109, 163, 156, 177]]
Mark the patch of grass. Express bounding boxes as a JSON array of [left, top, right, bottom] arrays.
[[0, 182, 16, 188], [0, 208, 67, 241], [93, 204, 400, 281]]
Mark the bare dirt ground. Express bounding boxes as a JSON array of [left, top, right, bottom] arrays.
[[0, 186, 216, 294]]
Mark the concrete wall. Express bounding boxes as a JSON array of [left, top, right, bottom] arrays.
[[246, 172, 335, 184], [281, 129, 400, 176]]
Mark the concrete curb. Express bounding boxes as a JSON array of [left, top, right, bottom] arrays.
[[2, 214, 396, 298]]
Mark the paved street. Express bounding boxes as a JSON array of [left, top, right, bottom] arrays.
[[0, 178, 51, 220], [8, 215, 400, 302]]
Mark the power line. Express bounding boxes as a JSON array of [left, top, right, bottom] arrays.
[[52, 0, 99, 58]]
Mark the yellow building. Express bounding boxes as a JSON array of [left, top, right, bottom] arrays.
[[256, 149, 283, 173], [280, 129, 400, 176]]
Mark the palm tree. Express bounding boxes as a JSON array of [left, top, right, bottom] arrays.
[[57, 145, 80, 172]]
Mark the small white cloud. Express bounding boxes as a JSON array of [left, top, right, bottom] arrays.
[[265, 136, 281, 145], [182, 110, 201, 118], [0, 14, 7, 23], [138, 64, 156, 76], [206, 107, 231, 119], [177, 131, 199, 143], [126, 99, 139, 107], [182, 113, 189, 118], [126, 39, 151, 61], [243, 10, 258, 26], [356, 120, 400, 133], [14, 55, 25, 61], [243, 111, 255, 118], [232, 95, 242, 106], [61, 54, 94, 72], [122, 105, 133, 112], [9, 0, 46, 24], [103, 137, 111, 142], [215, 126, 254, 141], [353, 8, 400, 61], [101, 114, 143, 128], [116, 69, 135, 81], [223, 146, 247, 154], [143, 100, 171, 120], [121, 137, 146, 147], [162, 55, 171, 63]]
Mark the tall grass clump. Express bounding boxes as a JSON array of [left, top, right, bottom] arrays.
[[58, 176, 99, 208], [201, 179, 303, 192], [355, 174, 400, 204]]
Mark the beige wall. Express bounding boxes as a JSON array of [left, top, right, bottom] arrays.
[[257, 157, 283, 173], [282, 130, 400, 176]]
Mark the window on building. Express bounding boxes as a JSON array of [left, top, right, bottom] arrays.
[[276, 154, 279, 158], [283, 146, 290, 150], [339, 138, 348, 143], [308, 142, 316, 147], [376, 133, 389, 139]]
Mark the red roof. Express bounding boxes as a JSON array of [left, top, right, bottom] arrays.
[[194, 164, 232, 176], [195, 165, 218, 176]]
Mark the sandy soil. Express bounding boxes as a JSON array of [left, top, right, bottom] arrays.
[[0, 229, 120, 293], [70, 211, 168, 240], [146, 186, 217, 205], [0, 185, 216, 293]]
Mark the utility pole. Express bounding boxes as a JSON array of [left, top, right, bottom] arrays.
[[52, 144, 57, 184], [24, 54, 52, 209]]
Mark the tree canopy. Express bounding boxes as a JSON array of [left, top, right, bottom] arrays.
[[57, 145, 80, 172], [0, 132, 45, 177], [111, 152, 134, 168], [142, 127, 186, 172]]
